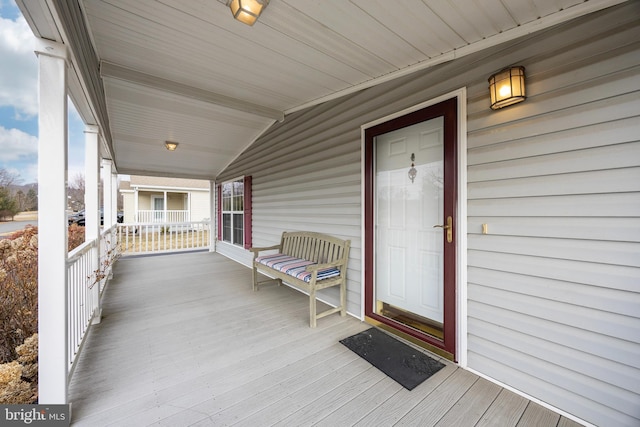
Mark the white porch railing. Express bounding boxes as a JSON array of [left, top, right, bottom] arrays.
[[66, 224, 119, 378], [117, 220, 211, 255], [136, 210, 190, 223], [67, 238, 96, 375]]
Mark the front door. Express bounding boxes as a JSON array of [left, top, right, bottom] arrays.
[[364, 97, 457, 359], [152, 196, 164, 222]]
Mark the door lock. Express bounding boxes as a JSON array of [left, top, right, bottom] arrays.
[[433, 216, 453, 243]]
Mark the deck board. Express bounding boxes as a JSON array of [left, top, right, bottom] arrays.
[[434, 377, 503, 426], [476, 388, 530, 426], [68, 252, 583, 426]]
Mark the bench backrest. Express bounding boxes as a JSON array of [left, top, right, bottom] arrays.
[[281, 231, 350, 265]]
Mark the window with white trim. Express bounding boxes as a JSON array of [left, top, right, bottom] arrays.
[[221, 178, 245, 246]]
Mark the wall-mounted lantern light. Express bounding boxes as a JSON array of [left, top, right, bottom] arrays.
[[165, 141, 179, 151], [488, 66, 526, 110], [229, 0, 269, 26]]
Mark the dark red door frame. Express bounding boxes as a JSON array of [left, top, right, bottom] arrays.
[[364, 97, 458, 359]]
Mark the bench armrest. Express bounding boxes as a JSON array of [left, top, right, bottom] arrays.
[[306, 259, 345, 271], [249, 244, 281, 254]]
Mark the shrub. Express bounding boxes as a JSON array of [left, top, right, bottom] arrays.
[[0, 224, 89, 401], [68, 223, 85, 251], [0, 334, 38, 404], [0, 227, 38, 363]]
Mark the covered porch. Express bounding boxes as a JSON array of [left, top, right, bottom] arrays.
[[14, 0, 639, 425], [68, 251, 580, 426]]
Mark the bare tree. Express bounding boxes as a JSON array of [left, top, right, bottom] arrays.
[[0, 169, 21, 188], [68, 172, 85, 211]]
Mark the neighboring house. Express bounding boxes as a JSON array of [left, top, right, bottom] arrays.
[[119, 175, 210, 224]]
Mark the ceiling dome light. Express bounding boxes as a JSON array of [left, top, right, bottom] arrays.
[[229, 0, 269, 26], [165, 141, 178, 151]]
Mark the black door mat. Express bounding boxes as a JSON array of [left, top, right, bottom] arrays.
[[340, 327, 445, 390]]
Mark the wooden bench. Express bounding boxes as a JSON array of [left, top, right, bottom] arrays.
[[250, 231, 351, 328]]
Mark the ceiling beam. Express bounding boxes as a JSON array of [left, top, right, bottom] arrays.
[[99, 61, 285, 122]]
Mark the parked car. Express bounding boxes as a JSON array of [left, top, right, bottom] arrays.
[[69, 209, 124, 226], [68, 210, 84, 225]]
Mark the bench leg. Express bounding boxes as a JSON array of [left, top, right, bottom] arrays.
[[340, 281, 347, 317], [252, 264, 258, 291], [309, 287, 317, 328]]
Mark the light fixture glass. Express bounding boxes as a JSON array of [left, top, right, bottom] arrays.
[[488, 66, 526, 110], [229, 0, 269, 26], [165, 141, 178, 151]]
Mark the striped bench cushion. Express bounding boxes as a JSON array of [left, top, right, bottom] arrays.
[[255, 253, 341, 283]]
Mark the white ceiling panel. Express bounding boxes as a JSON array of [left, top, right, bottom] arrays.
[[17, 0, 625, 179]]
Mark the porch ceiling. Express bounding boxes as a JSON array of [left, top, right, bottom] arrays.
[[18, 0, 626, 180]]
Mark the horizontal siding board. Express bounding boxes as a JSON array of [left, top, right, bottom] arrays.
[[467, 216, 640, 242], [467, 234, 640, 267], [468, 318, 640, 398], [468, 250, 639, 292], [468, 281, 638, 345], [468, 299, 640, 370], [468, 193, 640, 217], [468, 167, 640, 198], [468, 142, 640, 182], [467, 116, 640, 166], [468, 266, 639, 325], [467, 92, 640, 149]]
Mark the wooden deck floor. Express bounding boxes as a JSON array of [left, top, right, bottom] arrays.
[[68, 251, 581, 426]]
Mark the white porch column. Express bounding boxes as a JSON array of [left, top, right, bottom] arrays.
[[112, 172, 118, 224], [85, 126, 101, 325], [187, 192, 191, 222], [102, 159, 113, 227], [163, 190, 168, 222], [134, 187, 139, 222], [85, 126, 100, 238], [209, 180, 216, 252], [36, 39, 69, 404]]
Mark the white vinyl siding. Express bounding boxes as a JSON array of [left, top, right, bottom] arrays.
[[464, 4, 640, 426], [217, 3, 640, 426]]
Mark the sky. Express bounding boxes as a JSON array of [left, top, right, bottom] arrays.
[[0, 0, 85, 185]]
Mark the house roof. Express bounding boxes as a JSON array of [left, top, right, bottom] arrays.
[[16, 0, 628, 180]]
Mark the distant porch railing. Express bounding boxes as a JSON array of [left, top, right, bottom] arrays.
[[66, 224, 119, 378], [136, 209, 189, 223], [117, 220, 211, 255]]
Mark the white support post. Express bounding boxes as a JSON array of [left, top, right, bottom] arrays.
[[209, 180, 216, 252], [163, 190, 168, 222], [36, 39, 69, 404], [85, 126, 101, 324], [102, 159, 113, 227], [134, 187, 139, 223], [111, 172, 118, 225], [187, 192, 191, 222]]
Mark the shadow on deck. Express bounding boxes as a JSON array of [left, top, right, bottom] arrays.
[[68, 252, 580, 426]]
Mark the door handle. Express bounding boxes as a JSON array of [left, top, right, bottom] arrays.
[[433, 216, 453, 243]]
